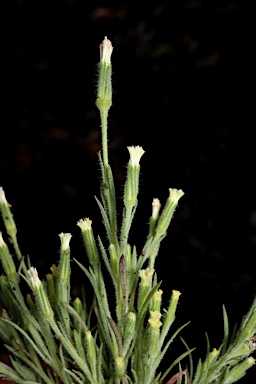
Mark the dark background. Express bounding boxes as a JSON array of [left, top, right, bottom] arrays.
[[0, 0, 255, 382]]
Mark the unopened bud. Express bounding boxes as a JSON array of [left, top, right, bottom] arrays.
[[155, 189, 184, 237], [124, 146, 145, 208], [77, 218, 99, 267], [0, 232, 18, 283], [0, 187, 17, 237], [28, 267, 53, 319]]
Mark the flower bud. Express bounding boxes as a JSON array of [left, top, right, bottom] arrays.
[[77, 218, 99, 267], [124, 146, 145, 208], [73, 297, 82, 317], [137, 268, 154, 310], [96, 37, 113, 111], [208, 348, 220, 366], [225, 357, 255, 383], [123, 312, 136, 355], [0, 187, 17, 238], [160, 290, 181, 345], [152, 198, 161, 220], [0, 232, 18, 283], [148, 311, 162, 357], [86, 330, 97, 375], [99, 36, 113, 65], [115, 356, 125, 379], [151, 289, 163, 312], [58, 233, 72, 283], [155, 188, 184, 237], [27, 267, 53, 319]]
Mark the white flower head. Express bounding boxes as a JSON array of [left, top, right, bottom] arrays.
[[168, 188, 184, 204], [127, 146, 145, 166], [99, 36, 113, 65], [0, 231, 6, 247], [0, 187, 8, 205], [139, 268, 154, 286], [152, 198, 161, 220], [77, 218, 92, 231], [59, 233, 72, 250], [27, 267, 41, 288]]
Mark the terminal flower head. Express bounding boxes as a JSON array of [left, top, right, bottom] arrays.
[[172, 290, 181, 298], [77, 218, 92, 231], [27, 267, 41, 288], [139, 268, 154, 286], [100, 36, 113, 65], [59, 233, 72, 250], [127, 146, 145, 166], [168, 188, 184, 204], [152, 198, 161, 220], [0, 187, 8, 205], [0, 231, 5, 247]]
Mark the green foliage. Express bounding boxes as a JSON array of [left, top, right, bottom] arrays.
[[0, 37, 255, 384]]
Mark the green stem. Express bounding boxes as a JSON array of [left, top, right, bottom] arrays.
[[120, 206, 133, 256], [100, 108, 109, 168], [12, 235, 28, 277]]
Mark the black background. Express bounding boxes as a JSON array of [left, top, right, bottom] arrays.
[[0, 0, 255, 382]]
